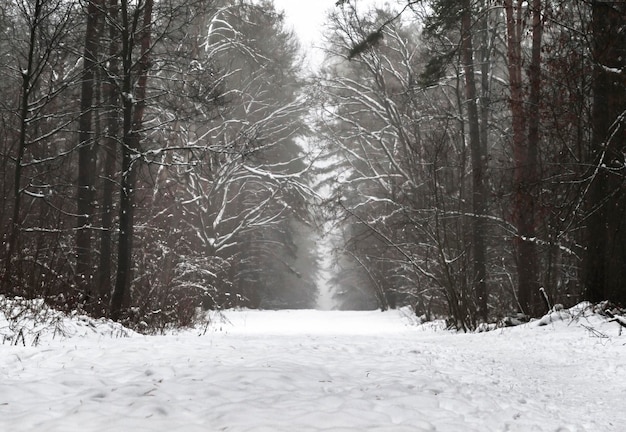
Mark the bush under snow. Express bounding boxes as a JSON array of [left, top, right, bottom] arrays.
[[0, 296, 135, 346]]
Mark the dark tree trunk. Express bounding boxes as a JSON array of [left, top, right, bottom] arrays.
[[96, 0, 120, 313], [110, 0, 153, 321], [2, 0, 42, 293], [76, 0, 103, 303], [460, 1, 488, 321], [524, 0, 543, 315], [584, 1, 626, 305], [504, 0, 542, 316]]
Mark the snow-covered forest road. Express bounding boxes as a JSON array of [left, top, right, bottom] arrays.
[[1, 308, 624, 431]]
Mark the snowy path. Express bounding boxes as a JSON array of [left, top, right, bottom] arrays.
[[1, 309, 625, 431]]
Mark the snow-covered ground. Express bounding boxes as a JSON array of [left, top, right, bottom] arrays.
[[1, 305, 625, 431]]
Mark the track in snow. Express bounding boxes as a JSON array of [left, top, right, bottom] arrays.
[[1, 308, 624, 431]]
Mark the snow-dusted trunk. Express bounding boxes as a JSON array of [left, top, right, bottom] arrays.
[[97, 0, 120, 308], [111, 0, 153, 321], [2, 0, 43, 293]]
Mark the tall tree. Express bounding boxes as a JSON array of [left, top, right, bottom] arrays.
[[319, 4, 483, 325], [76, 0, 104, 303], [1, 0, 78, 295], [110, 0, 154, 321], [503, 0, 543, 316], [583, 1, 626, 305], [96, 0, 121, 306], [172, 1, 312, 309], [459, 0, 488, 320], [102, 0, 312, 320]]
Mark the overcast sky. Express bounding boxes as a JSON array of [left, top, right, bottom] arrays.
[[272, 0, 389, 68], [272, 0, 337, 46]]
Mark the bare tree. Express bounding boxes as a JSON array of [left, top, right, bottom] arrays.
[[101, 0, 312, 321], [110, 0, 154, 321], [1, 0, 79, 296], [76, 0, 104, 303], [96, 0, 121, 306], [317, 2, 512, 327], [167, 2, 312, 309], [503, 0, 544, 316], [459, 0, 487, 320]]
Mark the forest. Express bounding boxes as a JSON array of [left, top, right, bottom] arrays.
[[0, 0, 624, 331]]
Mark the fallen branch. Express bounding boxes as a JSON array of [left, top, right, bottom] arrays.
[[606, 310, 626, 328], [580, 323, 609, 338]]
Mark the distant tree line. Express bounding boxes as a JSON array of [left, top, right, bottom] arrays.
[[2, 0, 624, 331], [316, 0, 625, 329], [0, 0, 318, 330]]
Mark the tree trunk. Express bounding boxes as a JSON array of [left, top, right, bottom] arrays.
[[2, 0, 42, 293], [110, 0, 153, 321], [76, 0, 103, 304], [460, 0, 488, 321], [525, 0, 543, 315], [584, 1, 626, 305], [504, 0, 542, 316], [97, 0, 120, 313]]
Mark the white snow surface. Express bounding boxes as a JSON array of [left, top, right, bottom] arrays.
[[1, 306, 625, 431]]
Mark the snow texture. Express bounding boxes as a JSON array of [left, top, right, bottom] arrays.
[[1, 305, 625, 431]]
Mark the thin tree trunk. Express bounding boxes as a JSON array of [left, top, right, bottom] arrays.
[[525, 0, 543, 315], [460, 0, 488, 321], [76, 0, 103, 303], [2, 0, 42, 293], [110, 0, 153, 321], [504, 0, 541, 316], [97, 0, 120, 312]]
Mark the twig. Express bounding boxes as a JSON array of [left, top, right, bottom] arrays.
[[580, 323, 609, 338]]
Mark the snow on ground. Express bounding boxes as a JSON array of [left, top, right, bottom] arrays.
[[0, 296, 134, 345], [1, 305, 625, 431]]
